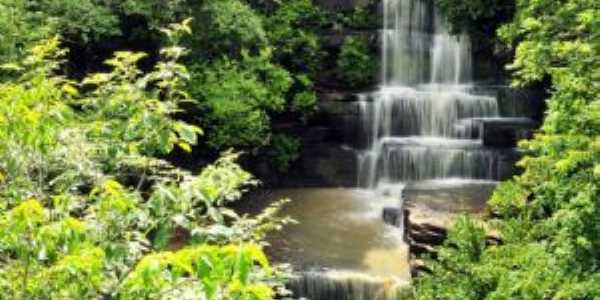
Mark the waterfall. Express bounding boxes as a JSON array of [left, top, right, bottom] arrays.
[[289, 271, 409, 300], [359, 0, 502, 190], [382, 0, 472, 86], [430, 14, 472, 85], [381, 0, 430, 86], [285, 1, 520, 299]]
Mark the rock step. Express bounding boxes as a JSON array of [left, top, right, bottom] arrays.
[[380, 136, 487, 150], [455, 117, 537, 140], [361, 139, 521, 182], [401, 180, 503, 277]]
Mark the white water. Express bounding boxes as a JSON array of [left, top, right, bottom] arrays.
[[290, 270, 408, 300], [359, 0, 504, 189]]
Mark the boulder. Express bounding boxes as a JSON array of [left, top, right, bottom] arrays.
[[404, 202, 504, 276], [382, 207, 402, 226], [404, 203, 454, 248]]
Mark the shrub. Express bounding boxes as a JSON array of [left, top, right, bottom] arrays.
[[188, 49, 292, 150], [337, 36, 378, 88], [0, 23, 290, 299], [189, 0, 268, 58], [269, 135, 301, 173]]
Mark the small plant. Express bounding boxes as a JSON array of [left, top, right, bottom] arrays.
[[339, 5, 377, 29], [337, 36, 378, 88], [269, 135, 301, 173]]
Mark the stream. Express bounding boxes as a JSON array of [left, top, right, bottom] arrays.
[[252, 0, 529, 298]]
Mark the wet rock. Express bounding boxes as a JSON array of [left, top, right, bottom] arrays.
[[299, 127, 332, 144], [404, 203, 453, 252], [402, 181, 503, 277], [485, 230, 503, 246], [409, 223, 447, 246], [321, 30, 379, 51], [318, 99, 360, 116], [409, 259, 430, 278], [312, 94, 366, 148], [403, 180, 497, 214], [382, 207, 402, 227], [404, 205, 454, 276], [319, 91, 359, 103], [409, 241, 438, 258], [482, 118, 538, 148], [496, 86, 547, 122], [404, 200, 503, 277], [255, 143, 358, 187]]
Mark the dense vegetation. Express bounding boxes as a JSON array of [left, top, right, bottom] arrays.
[[0, 0, 329, 172], [0, 0, 326, 297], [185, 0, 323, 158], [337, 36, 378, 88], [0, 20, 299, 298], [2, 0, 598, 299], [415, 0, 600, 298]]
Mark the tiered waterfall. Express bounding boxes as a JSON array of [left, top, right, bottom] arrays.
[[288, 0, 527, 299], [358, 0, 504, 190]]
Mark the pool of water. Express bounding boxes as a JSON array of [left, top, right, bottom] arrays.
[[236, 188, 411, 299], [262, 188, 409, 280]]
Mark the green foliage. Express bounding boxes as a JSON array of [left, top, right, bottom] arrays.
[[434, 0, 515, 55], [1, 0, 324, 160], [184, 0, 322, 163], [0, 24, 288, 299], [189, 0, 268, 58], [415, 0, 600, 298], [39, 0, 121, 42], [435, 0, 512, 33], [257, 0, 323, 123], [292, 88, 318, 116], [120, 244, 273, 299], [337, 36, 378, 87], [189, 50, 292, 149], [0, 0, 50, 63], [414, 217, 489, 300], [259, 0, 324, 77], [1, 0, 184, 49], [336, 1, 378, 29], [437, 0, 499, 21], [269, 135, 301, 173], [488, 181, 529, 217]]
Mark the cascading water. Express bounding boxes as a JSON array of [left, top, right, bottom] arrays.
[[284, 1, 525, 299], [358, 0, 504, 189]]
